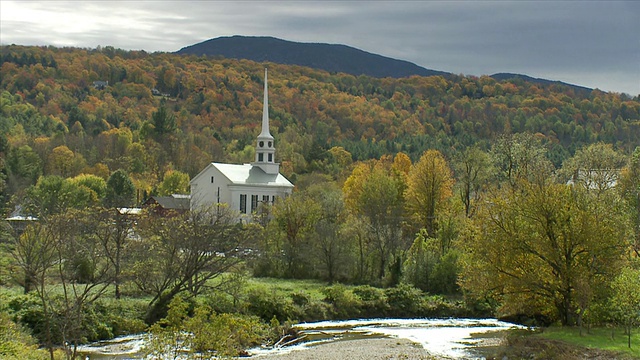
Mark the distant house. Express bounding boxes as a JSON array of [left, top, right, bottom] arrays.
[[152, 88, 171, 97], [190, 69, 294, 221], [5, 206, 37, 237], [93, 80, 108, 90], [143, 194, 191, 216]]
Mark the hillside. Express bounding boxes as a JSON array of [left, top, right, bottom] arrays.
[[1, 44, 639, 209], [490, 73, 592, 95], [177, 36, 593, 94], [176, 35, 449, 79]]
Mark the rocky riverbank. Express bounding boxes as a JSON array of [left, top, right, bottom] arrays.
[[253, 337, 434, 360]]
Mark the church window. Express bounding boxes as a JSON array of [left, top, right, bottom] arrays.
[[272, 195, 276, 203], [268, 141, 272, 147], [258, 153, 264, 162], [240, 194, 247, 214], [268, 153, 273, 162], [251, 195, 258, 212], [210, 176, 214, 183], [263, 195, 269, 203], [259, 141, 264, 147]]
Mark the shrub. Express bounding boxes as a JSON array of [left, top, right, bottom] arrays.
[[384, 283, 424, 317], [352, 285, 390, 317], [246, 287, 297, 322], [322, 284, 361, 319]]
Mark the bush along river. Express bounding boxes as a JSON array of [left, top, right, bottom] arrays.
[[78, 318, 527, 359]]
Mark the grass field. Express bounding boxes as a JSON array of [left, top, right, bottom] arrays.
[[247, 277, 328, 300], [539, 326, 640, 358]]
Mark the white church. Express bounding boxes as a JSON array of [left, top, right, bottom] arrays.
[[190, 69, 294, 218]]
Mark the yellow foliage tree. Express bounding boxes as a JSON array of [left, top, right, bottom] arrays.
[[405, 149, 454, 237]]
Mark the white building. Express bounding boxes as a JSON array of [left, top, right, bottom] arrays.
[[190, 69, 294, 218]]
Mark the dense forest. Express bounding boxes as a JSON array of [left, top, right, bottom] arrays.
[[1, 44, 639, 207], [1, 45, 639, 359]]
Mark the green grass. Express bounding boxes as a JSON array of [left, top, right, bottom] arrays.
[[539, 326, 640, 358], [247, 277, 328, 301]]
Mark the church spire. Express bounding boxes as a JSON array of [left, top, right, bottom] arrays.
[[259, 68, 273, 140], [253, 68, 279, 174]]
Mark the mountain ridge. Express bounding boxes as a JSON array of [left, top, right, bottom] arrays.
[[176, 35, 450, 79], [176, 36, 592, 93]]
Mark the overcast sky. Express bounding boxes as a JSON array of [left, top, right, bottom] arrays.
[[1, 1, 638, 95]]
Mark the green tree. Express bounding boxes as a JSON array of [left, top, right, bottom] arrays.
[[147, 296, 267, 358], [611, 266, 640, 348], [150, 100, 176, 138], [619, 147, 640, 256], [25, 176, 97, 217], [403, 230, 439, 292], [69, 173, 107, 200], [104, 169, 135, 208], [461, 180, 629, 325], [6, 145, 42, 193], [307, 182, 350, 282], [270, 192, 321, 278]]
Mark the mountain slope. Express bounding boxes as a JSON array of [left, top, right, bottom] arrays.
[[176, 35, 449, 79], [490, 73, 592, 94]]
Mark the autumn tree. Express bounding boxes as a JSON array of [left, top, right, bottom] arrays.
[[344, 160, 406, 282], [405, 149, 454, 237], [45, 145, 86, 178], [453, 146, 492, 217], [156, 169, 190, 196], [461, 179, 630, 325]]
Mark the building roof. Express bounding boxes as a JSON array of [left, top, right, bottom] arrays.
[[192, 162, 293, 188], [147, 194, 191, 210]]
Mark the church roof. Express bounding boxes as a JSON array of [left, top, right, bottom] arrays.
[[192, 162, 294, 188]]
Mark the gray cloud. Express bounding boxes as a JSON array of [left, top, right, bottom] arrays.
[[1, 0, 638, 94]]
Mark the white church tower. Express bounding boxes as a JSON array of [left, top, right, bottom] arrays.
[[253, 68, 279, 175], [189, 68, 293, 218]]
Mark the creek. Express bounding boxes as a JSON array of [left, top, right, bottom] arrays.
[[78, 318, 527, 359]]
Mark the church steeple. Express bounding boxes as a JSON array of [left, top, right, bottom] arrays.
[[253, 68, 279, 174]]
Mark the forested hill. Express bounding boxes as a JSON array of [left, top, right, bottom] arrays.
[[1, 44, 639, 208], [176, 35, 449, 79], [490, 73, 593, 95]]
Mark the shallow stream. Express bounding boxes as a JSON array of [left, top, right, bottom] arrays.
[[78, 318, 526, 359]]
